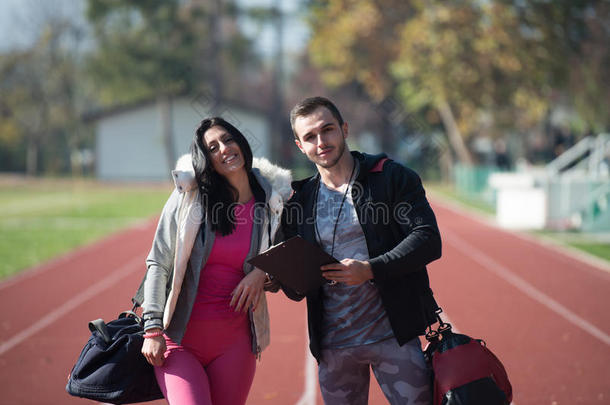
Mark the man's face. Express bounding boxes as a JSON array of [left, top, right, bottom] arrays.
[[293, 107, 348, 169]]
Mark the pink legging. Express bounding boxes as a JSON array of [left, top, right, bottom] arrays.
[[154, 316, 256, 405]]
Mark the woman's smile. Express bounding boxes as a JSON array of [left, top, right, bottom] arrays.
[[223, 154, 239, 164]]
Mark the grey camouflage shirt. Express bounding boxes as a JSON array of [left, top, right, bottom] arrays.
[[315, 161, 393, 349]]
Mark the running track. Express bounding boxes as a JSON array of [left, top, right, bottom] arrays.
[[0, 199, 608, 404]]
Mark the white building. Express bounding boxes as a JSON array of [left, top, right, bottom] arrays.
[[87, 95, 271, 181], [489, 133, 610, 232]]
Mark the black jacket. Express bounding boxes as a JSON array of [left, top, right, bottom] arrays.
[[279, 151, 442, 362]]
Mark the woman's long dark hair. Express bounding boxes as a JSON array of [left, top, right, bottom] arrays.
[[191, 117, 254, 236]]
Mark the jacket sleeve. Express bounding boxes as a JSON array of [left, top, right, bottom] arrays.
[[368, 162, 442, 284], [273, 194, 296, 245], [142, 189, 180, 330], [263, 198, 282, 293]]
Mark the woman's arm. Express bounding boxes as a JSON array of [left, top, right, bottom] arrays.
[[142, 190, 181, 331], [141, 190, 181, 366]]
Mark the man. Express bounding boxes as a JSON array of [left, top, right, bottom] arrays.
[[279, 97, 442, 404]]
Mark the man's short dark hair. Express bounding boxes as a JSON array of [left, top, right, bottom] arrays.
[[290, 96, 344, 139]]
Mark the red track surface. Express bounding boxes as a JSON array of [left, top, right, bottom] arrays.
[[0, 200, 608, 404]]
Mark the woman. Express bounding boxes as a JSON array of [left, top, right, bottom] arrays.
[[141, 117, 292, 405]]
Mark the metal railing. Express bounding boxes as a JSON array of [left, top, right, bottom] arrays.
[[546, 133, 610, 177], [544, 133, 610, 231]]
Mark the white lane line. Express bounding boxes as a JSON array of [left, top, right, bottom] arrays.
[[444, 229, 610, 346], [295, 316, 317, 405], [0, 242, 101, 292], [0, 219, 154, 292], [0, 255, 144, 356]]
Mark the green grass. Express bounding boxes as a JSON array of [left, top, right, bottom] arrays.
[[534, 230, 610, 263], [568, 243, 610, 262], [0, 178, 172, 280], [425, 182, 496, 215]]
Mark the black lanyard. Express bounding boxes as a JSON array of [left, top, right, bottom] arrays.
[[313, 162, 357, 258]]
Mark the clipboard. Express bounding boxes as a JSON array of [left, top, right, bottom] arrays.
[[247, 236, 337, 294]]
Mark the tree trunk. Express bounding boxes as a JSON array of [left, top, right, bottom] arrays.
[[440, 148, 454, 183], [158, 95, 175, 177], [436, 100, 473, 165], [26, 136, 38, 176], [269, 0, 284, 162], [208, 0, 223, 114]]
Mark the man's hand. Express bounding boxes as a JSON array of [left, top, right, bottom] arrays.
[[231, 268, 266, 312], [321, 259, 373, 286]]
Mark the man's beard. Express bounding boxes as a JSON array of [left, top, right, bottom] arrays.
[[317, 135, 346, 169]]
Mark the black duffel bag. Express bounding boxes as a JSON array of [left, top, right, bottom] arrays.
[[66, 310, 164, 404]]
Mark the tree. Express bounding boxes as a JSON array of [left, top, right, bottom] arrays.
[[0, 16, 85, 175], [86, 0, 203, 170], [508, 0, 610, 132], [391, 0, 551, 164], [85, 0, 268, 168], [307, 0, 416, 152], [305, 0, 609, 164]]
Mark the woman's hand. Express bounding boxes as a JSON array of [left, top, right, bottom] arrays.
[[141, 329, 166, 367], [230, 268, 266, 312]]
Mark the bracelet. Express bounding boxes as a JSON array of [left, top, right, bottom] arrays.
[[143, 331, 164, 339], [142, 312, 164, 322]]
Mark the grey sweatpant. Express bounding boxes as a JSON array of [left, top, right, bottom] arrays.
[[318, 337, 431, 405]]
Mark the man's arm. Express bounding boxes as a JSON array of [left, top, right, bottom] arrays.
[[367, 162, 442, 285]]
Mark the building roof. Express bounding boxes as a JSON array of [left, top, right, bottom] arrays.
[[82, 92, 271, 123]]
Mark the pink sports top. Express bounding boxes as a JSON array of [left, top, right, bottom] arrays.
[[191, 198, 255, 320]]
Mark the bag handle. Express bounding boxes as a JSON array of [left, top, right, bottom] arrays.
[[87, 308, 143, 345], [423, 305, 453, 344], [88, 319, 111, 344], [118, 309, 142, 323]]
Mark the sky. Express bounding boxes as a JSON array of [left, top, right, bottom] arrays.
[[0, 0, 309, 55], [0, 0, 87, 51], [237, 0, 309, 57]]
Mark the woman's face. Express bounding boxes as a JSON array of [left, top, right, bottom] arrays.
[[203, 125, 245, 177]]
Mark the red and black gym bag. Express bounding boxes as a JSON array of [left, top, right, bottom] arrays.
[[424, 310, 513, 405]]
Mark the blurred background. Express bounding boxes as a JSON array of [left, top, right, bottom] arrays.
[[0, 0, 609, 278]]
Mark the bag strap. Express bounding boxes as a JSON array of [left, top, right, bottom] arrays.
[[132, 279, 145, 309], [131, 269, 148, 311], [119, 310, 141, 321], [88, 319, 112, 344], [423, 305, 453, 343]]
